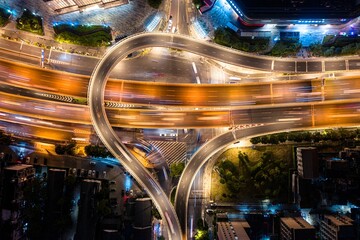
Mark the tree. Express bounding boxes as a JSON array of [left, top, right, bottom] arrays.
[[152, 207, 162, 219], [55, 144, 66, 155], [193, 0, 203, 7], [250, 136, 261, 144], [148, 0, 162, 8], [0, 131, 12, 145], [170, 162, 185, 177]]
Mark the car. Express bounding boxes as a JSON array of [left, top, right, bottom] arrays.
[[110, 180, 116, 185], [89, 161, 96, 166], [206, 209, 215, 214], [210, 202, 217, 208]]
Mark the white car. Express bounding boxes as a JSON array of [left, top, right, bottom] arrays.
[[206, 209, 215, 214]]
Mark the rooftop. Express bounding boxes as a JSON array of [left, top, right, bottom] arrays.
[[235, 0, 360, 20], [281, 217, 315, 229]]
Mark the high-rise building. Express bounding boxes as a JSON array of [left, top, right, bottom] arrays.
[[1, 164, 35, 240], [280, 217, 315, 240], [75, 179, 102, 240], [296, 147, 319, 179], [320, 215, 355, 240], [133, 197, 152, 240], [47, 169, 66, 220]]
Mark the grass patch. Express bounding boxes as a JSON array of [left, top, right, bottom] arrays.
[[54, 24, 112, 47], [72, 97, 87, 105], [16, 9, 43, 35], [214, 27, 269, 52]]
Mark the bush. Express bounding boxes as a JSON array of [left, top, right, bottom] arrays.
[[16, 9, 43, 35], [250, 128, 360, 145], [170, 162, 185, 177], [55, 141, 76, 155], [85, 145, 111, 158], [214, 27, 269, 52], [54, 24, 112, 47], [269, 41, 301, 57]]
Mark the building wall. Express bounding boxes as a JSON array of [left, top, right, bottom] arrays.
[[297, 147, 319, 179], [280, 217, 315, 240], [320, 215, 355, 240]]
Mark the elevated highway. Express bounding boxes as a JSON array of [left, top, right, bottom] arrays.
[[87, 32, 360, 239]]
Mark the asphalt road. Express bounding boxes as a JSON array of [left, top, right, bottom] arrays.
[[174, 106, 360, 237], [87, 35, 183, 240], [87, 32, 360, 240]]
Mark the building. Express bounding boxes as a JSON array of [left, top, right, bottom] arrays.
[[43, 0, 128, 15], [230, 0, 360, 25], [280, 217, 316, 240], [296, 147, 319, 179], [133, 197, 152, 240], [1, 164, 35, 240], [99, 216, 122, 240], [217, 221, 251, 240], [47, 169, 66, 221], [75, 179, 102, 240], [320, 215, 355, 240]]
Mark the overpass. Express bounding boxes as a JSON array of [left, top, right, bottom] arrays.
[[87, 32, 360, 240]]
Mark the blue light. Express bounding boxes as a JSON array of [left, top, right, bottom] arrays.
[[125, 174, 132, 191]]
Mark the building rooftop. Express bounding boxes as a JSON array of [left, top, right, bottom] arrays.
[[217, 221, 250, 240], [281, 217, 315, 229], [324, 215, 354, 226], [235, 0, 360, 20], [5, 164, 33, 171]]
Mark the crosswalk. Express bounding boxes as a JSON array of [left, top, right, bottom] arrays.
[[149, 141, 187, 165]]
